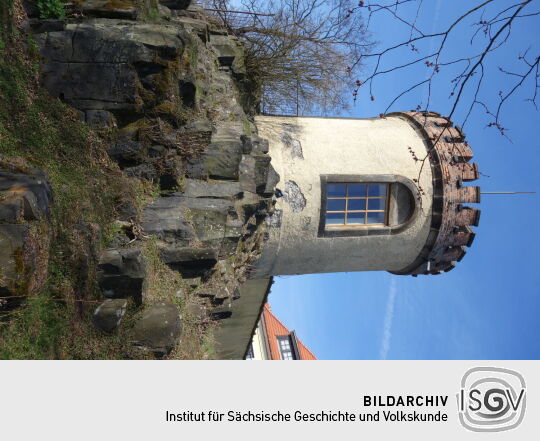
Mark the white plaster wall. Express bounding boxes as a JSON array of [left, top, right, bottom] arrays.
[[249, 321, 269, 360], [254, 115, 433, 276]]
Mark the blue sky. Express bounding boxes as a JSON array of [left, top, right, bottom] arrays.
[[267, 0, 540, 359]]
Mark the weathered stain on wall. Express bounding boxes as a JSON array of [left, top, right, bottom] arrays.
[[281, 130, 304, 159], [282, 180, 306, 213]]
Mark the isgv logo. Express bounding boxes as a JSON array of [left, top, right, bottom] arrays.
[[457, 367, 526, 432]]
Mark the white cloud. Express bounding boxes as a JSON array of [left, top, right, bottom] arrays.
[[379, 277, 398, 360]]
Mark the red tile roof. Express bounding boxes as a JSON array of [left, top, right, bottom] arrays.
[[262, 303, 317, 360]]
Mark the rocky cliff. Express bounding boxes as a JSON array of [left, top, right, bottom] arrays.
[[0, 0, 277, 358]]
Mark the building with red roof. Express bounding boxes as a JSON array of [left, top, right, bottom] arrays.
[[245, 303, 316, 360]]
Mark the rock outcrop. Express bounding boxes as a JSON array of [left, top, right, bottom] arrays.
[[131, 301, 182, 356], [98, 248, 147, 305], [93, 298, 129, 333], [11, 0, 277, 356]]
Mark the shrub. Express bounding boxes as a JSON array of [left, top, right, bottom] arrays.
[[37, 0, 65, 19]]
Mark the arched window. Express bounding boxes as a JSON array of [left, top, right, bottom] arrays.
[[317, 175, 417, 238]]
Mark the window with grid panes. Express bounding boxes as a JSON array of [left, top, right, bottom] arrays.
[[276, 336, 295, 360], [325, 183, 389, 227]]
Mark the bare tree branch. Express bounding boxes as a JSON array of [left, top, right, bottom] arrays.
[[203, 0, 373, 115], [348, 0, 538, 139]]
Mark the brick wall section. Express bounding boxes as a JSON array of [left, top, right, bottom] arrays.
[[392, 112, 481, 276]]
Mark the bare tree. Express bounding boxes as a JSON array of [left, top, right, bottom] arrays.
[[204, 0, 373, 115], [346, 0, 539, 139]]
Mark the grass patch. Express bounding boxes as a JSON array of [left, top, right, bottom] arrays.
[[142, 239, 216, 360], [137, 0, 160, 22], [0, 293, 65, 359], [0, 9, 146, 359], [37, 0, 65, 19]]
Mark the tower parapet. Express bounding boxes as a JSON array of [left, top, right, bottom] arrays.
[[390, 112, 480, 276]]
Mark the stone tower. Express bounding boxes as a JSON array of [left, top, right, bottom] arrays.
[[253, 112, 480, 277]]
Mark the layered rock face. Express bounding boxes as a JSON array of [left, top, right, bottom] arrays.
[[0, 164, 53, 311], [1, 0, 277, 356]]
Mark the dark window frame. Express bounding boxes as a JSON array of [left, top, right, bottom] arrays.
[[276, 335, 296, 360], [318, 174, 419, 238]]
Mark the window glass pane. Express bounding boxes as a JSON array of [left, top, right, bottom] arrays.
[[277, 336, 295, 360], [347, 212, 365, 224], [367, 198, 386, 210], [326, 213, 345, 225], [348, 198, 366, 211], [325, 182, 389, 228], [326, 199, 346, 211], [368, 184, 387, 197], [348, 184, 367, 197], [327, 184, 346, 197], [367, 211, 386, 224]]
